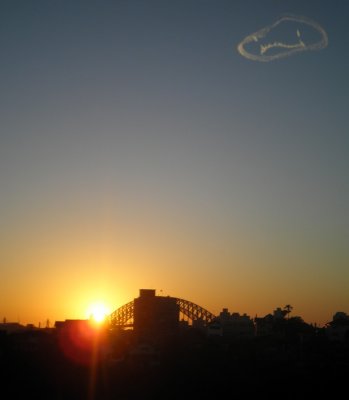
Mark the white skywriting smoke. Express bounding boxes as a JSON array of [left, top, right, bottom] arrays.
[[237, 14, 328, 62]]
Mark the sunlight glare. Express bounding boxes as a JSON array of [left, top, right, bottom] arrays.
[[87, 302, 110, 324]]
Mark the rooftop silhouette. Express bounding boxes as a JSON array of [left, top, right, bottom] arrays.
[[1, 288, 349, 399]]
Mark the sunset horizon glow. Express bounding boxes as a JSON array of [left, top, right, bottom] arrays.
[[1, 1, 348, 330]]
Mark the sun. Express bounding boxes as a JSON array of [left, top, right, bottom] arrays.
[[87, 302, 110, 324]]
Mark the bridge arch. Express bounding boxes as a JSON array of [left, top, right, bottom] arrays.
[[109, 296, 216, 328]]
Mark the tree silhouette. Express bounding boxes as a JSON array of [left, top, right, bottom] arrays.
[[284, 305, 293, 320]]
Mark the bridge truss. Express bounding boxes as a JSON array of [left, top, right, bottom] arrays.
[[109, 297, 216, 328], [110, 300, 134, 328]]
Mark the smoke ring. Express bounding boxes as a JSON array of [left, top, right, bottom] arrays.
[[237, 14, 328, 62]]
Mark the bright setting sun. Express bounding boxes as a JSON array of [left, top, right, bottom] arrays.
[[87, 302, 110, 324]]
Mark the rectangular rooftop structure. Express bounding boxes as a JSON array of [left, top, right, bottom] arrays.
[[134, 289, 179, 338], [139, 289, 156, 297]]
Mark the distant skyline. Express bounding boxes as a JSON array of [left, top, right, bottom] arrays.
[[1, 0, 348, 327]]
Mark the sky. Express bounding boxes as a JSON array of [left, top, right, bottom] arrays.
[[1, 0, 348, 327]]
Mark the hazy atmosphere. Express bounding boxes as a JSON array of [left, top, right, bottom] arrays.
[[1, 0, 348, 326]]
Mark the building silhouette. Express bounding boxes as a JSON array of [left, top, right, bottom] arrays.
[[133, 289, 179, 339], [208, 308, 255, 337]]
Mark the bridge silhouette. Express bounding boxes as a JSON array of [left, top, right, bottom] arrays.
[[109, 290, 216, 328]]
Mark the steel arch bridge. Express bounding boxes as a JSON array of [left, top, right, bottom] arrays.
[[109, 296, 216, 328]]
